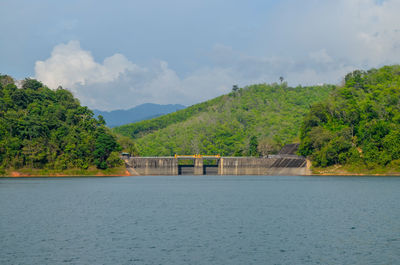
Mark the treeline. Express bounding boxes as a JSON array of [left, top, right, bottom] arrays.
[[299, 65, 400, 170], [0, 75, 126, 172], [114, 83, 334, 156]]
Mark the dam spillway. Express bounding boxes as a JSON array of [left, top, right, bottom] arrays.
[[124, 155, 310, 176]]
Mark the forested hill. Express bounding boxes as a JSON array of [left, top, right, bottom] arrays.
[[114, 83, 334, 156], [299, 65, 400, 173], [0, 75, 123, 174]]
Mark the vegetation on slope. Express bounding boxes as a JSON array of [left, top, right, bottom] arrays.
[[115, 83, 334, 156], [0, 75, 125, 174], [299, 65, 400, 172]]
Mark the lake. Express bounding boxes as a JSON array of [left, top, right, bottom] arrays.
[[0, 175, 399, 264]]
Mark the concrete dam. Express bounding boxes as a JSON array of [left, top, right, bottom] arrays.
[[124, 154, 310, 176]]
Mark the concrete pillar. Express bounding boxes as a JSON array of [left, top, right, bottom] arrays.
[[171, 158, 177, 175], [235, 159, 239, 175], [218, 158, 224, 175], [194, 158, 204, 175], [145, 159, 149, 175]]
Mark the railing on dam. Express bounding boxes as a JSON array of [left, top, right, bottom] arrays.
[[123, 155, 309, 176], [174, 154, 221, 159]]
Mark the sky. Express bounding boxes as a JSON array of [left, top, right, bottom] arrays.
[[1, 0, 400, 110]]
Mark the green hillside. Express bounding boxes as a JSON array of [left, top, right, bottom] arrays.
[[114, 83, 334, 156], [0, 75, 123, 174], [299, 65, 400, 173]]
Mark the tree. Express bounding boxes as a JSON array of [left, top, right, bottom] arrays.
[[22, 78, 44, 90], [117, 136, 139, 156], [0, 75, 14, 87], [94, 127, 120, 169], [257, 138, 280, 156], [106, 151, 123, 168], [11, 89, 29, 108], [248, 136, 259, 157], [97, 115, 106, 126]]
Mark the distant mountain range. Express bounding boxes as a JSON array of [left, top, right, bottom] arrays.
[[93, 103, 186, 127]]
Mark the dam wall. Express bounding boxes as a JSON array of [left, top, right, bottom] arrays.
[[124, 155, 309, 176], [125, 157, 178, 175], [218, 156, 307, 175]]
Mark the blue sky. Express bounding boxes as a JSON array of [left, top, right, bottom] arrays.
[[1, 0, 399, 110]]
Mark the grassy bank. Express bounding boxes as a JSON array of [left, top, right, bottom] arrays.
[[0, 166, 129, 177], [312, 164, 400, 176]]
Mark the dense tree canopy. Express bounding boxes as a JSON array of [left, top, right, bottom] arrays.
[[299, 65, 400, 170], [0, 75, 122, 171]]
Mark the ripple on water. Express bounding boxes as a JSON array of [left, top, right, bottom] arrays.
[[0, 175, 399, 265]]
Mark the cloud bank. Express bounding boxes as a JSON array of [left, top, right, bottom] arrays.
[[35, 41, 240, 110], [34, 0, 400, 110]]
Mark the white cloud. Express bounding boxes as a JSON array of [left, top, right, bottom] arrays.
[[35, 40, 140, 90]]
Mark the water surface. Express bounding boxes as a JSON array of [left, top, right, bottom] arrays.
[[1, 175, 399, 264]]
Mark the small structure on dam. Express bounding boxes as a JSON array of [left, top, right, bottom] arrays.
[[123, 145, 310, 176]]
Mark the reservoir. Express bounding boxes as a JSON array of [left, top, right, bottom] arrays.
[[0, 175, 399, 264]]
